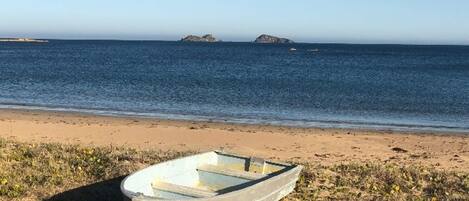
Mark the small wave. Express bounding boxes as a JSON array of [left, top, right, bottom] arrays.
[[0, 103, 468, 134]]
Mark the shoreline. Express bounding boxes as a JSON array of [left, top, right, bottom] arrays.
[[0, 108, 468, 171], [1, 104, 467, 135], [0, 38, 48, 43]]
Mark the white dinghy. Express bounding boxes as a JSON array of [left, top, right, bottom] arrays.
[[121, 151, 302, 201]]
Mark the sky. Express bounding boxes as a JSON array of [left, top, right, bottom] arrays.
[[1, 0, 469, 44]]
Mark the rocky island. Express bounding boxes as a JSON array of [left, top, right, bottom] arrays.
[[0, 38, 48, 43], [180, 34, 219, 42], [254, 34, 294, 44]]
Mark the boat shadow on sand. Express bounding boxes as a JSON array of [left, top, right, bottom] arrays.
[[46, 176, 127, 201]]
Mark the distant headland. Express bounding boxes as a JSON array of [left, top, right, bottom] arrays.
[[180, 34, 219, 42], [0, 38, 48, 43], [0, 35, 296, 44], [254, 34, 294, 44]]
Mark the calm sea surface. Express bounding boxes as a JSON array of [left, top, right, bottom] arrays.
[[1, 40, 468, 132]]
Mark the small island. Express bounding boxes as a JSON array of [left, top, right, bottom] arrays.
[[254, 34, 294, 44], [180, 34, 219, 42], [0, 38, 49, 43]]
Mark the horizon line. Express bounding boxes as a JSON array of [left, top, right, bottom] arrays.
[[2, 37, 469, 46]]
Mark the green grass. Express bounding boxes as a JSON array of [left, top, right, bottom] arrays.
[[286, 163, 468, 201], [0, 137, 467, 201], [0, 138, 191, 201]]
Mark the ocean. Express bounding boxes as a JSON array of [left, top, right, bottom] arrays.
[[1, 40, 468, 133]]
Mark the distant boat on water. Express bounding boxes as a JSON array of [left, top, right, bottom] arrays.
[[121, 151, 302, 201], [307, 49, 319, 52], [289, 48, 297, 51]]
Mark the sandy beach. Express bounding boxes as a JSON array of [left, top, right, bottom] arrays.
[[0, 109, 467, 172]]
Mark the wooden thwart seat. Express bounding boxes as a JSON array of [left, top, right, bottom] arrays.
[[150, 165, 265, 199], [197, 164, 265, 180], [152, 181, 218, 198]]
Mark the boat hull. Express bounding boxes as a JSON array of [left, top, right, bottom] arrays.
[[121, 151, 302, 201]]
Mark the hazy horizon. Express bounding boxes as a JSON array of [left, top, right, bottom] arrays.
[[3, 36, 469, 46], [2, 0, 469, 45]]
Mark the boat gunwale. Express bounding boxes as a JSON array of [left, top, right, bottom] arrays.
[[121, 150, 302, 201]]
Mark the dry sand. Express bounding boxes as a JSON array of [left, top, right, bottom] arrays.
[[0, 109, 467, 171]]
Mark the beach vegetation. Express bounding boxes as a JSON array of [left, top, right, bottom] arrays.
[[287, 162, 469, 200], [0, 138, 467, 201]]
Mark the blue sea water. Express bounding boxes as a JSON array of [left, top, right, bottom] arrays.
[[1, 40, 468, 133]]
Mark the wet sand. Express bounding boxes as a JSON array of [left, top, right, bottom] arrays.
[[0, 109, 467, 171]]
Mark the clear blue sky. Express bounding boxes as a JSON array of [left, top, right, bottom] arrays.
[[1, 0, 468, 44]]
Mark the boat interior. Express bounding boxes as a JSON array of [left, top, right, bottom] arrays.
[[122, 151, 293, 200]]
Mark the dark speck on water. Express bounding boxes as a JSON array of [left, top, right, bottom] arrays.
[[0, 40, 469, 133]]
